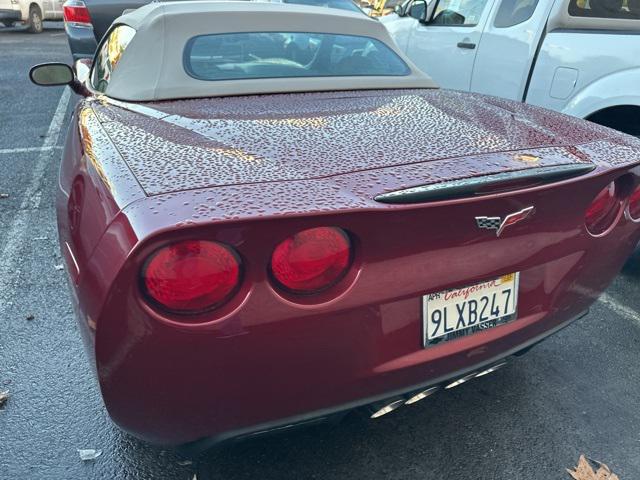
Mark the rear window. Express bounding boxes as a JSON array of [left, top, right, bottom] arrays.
[[184, 32, 410, 81], [568, 0, 640, 19], [282, 0, 363, 13]]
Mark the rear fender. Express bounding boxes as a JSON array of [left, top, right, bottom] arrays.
[[21, 1, 42, 18], [562, 68, 640, 119], [58, 102, 146, 342]]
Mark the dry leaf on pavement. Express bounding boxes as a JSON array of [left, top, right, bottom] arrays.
[[567, 455, 620, 480]]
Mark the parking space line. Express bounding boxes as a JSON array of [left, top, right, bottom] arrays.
[[598, 293, 640, 326], [0, 87, 70, 305], [0, 146, 64, 155]]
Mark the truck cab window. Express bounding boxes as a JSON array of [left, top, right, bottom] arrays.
[[568, 0, 640, 19], [494, 0, 540, 26], [431, 0, 490, 25]]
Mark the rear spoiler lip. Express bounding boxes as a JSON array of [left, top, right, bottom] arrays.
[[374, 163, 597, 204]]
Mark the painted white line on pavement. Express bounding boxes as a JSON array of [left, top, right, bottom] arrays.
[[0, 146, 64, 155], [0, 87, 70, 307], [598, 293, 640, 326]]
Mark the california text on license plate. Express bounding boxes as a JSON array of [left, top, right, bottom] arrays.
[[422, 273, 519, 347]]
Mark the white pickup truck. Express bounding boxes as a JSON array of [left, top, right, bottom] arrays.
[[0, 0, 63, 33], [383, 0, 640, 135]]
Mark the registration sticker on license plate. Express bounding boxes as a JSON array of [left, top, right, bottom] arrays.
[[422, 273, 519, 347]]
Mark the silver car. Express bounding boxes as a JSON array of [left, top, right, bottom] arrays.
[[0, 0, 63, 32]]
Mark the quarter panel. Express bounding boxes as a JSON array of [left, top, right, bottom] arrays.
[[561, 68, 640, 119], [526, 30, 640, 115], [57, 101, 146, 349]]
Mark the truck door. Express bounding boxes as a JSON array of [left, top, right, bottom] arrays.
[[469, 0, 552, 100], [53, 0, 63, 19], [405, 0, 495, 91]]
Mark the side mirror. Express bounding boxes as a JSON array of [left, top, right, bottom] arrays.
[[29, 63, 74, 86], [408, 0, 427, 20]]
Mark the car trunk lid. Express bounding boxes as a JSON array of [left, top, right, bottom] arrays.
[[92, 89, 618, 197]]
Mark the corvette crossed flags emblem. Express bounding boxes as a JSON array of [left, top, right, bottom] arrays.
[[475, 206, 535, 237]]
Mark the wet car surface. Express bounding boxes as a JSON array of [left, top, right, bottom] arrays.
[[1, 25, 640, 480]]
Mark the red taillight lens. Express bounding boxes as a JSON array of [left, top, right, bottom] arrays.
[[270, 227, 352, 294], [142, 240, 241, 314], [63, 0, 92, 25], [585, 182, 620, 235], [629, 185, 640, 221]]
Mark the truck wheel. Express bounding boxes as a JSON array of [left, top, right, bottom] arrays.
[[1, 20, 15, 27], [587, 106, 640, 138], [27, 5, 43, 33]]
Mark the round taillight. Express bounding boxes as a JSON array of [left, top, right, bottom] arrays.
[[142, 240, 241, 313], [585, 182, 621, 236], [628, 185, 640, 221], [270, 227, 352, 294]]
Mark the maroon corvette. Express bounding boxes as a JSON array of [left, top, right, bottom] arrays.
[[30, 1, 640, 448]]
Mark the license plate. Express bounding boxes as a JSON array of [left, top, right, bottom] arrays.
[[423, 273, 519, 347]]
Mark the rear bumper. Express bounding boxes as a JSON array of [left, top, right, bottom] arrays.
[[89, 264, 602, 447], [64, 22, 97, 60], [0, 9, 21, 21], [185, 309, 588, 452]]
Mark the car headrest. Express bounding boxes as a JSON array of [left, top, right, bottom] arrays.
[[589, 0, 623, 16], [628, 0, 640, 15]]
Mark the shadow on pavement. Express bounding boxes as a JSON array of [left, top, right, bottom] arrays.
[[621, 244, 640, 278], [0, 22, 63, 34]]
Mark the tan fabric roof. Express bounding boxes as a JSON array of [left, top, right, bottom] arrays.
[[103, 1, 437, 101]]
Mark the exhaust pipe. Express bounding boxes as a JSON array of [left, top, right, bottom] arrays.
[[444, 372, 478, 389], [405, 386, 439, 405], [368, 398, 405, 419], [445, 361, 509, 389], [474, 361, 507, 378], [368, 360, 508, 418]]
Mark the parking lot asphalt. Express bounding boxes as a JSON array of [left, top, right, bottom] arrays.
[[1, 25, 640, 480]]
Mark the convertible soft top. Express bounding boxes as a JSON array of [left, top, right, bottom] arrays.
[[102, 1, 437, 101]]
